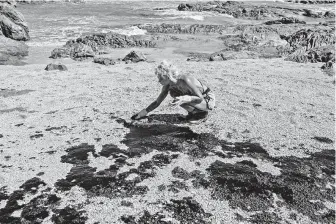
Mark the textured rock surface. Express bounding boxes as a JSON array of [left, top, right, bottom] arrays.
[[123, 51, 147, 63], [93, 55, 118, 66], [0, 4, 29, 41], [177, 1, 302, 19], [265, 17, 306, 25], [50, 42, 94, 61], [137, 23, 230, 35], [51, 32, 156, 60], [17, 0, 85, 3], [0, 35, 28, 65], [44, 63, 68, 71], [283, 28, 335, 63]]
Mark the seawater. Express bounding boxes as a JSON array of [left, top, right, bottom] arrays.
[[18, 1, 232, 47]]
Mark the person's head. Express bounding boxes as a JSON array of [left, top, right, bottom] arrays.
[[155, 60, 179, 85]]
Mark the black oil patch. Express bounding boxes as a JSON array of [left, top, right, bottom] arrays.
[[0, 89, 35, 98], [20, 177, 46, 193], [30, 134, 44, 139], [4, 117, 333, 223], [0, 107, 27, 114], [121, 197, 211, 224], [52, 206, 88, 224], [313, 136, 334, 144]]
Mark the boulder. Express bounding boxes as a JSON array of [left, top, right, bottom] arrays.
[[0, 1, 16, 7], [324, 11, 335, 18], [0, 4, 29, 41], [321, 56, 335, 76], [50, 43, 94, 61], [209, 50, 259, 61], [122, 51, 146, 63], [302, 9, 323, 18], [0, 35, 28, 65], [45, 63, 68, 71], [93, 56, 117, 66]]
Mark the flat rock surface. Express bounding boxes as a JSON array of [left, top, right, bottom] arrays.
[[0, 58, 334, 223]]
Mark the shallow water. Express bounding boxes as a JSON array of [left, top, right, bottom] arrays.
[[18, 1, 239, 63], [18, 1, 235, 47]]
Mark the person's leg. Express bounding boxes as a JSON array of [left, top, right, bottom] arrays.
[[180, 94, 215, 122], [180, 100, 209, 112]]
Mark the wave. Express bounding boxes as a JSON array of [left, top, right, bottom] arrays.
[[109, 26, 147, 36]]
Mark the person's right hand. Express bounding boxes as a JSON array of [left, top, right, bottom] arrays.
[[131, 109, 148, 120]]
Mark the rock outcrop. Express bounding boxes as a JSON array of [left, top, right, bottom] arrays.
[[51, 32, 156, 60], [50, 42, 94, 61], [122, 51, 147, 63], [285, 0, 335, 4], [137, 23, 230, 35], [283, 28, 335, 63], [93, 56, 117, 66], [282, 28, 335, 51], [0, 33, 28, 65], [303, 9, 335, 18], [17, 0, 85, 3], [282, 28, 335, 73], [0, 3, 29, 41], [209, 50, 259, 61], [0, 0, 16, 7], [177, 1, 302, 20], [265, 17, 306, 25]]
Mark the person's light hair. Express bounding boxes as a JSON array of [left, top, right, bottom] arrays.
[[155, 60, 179, 80]]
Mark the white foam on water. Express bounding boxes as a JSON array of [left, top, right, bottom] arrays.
[[110, 26, 147, 36], [157, 9, 206, 21], [67, 16, 99, 25]]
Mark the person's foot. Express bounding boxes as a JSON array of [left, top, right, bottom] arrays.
[[186, 111, 208, 124]]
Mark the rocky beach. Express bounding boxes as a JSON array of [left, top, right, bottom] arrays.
[[0, 0, 335, 223]]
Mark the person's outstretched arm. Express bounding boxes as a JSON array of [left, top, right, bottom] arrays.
[[132, 85, 169, 120]]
